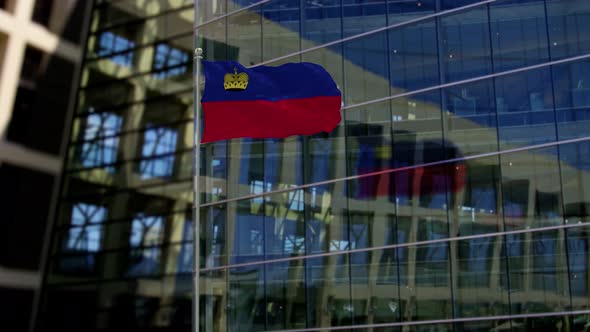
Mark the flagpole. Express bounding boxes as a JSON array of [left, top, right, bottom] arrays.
[[193, 47, 203, 332]]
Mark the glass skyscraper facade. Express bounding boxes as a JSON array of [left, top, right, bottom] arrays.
[[37, 0, 590, 331]]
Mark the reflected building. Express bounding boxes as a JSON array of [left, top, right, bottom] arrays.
[[36, 1, 590, 332]]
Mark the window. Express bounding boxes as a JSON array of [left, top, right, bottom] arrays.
[[60, 203, 107, 272], [127, 214, 164, 276], [283, 235, 304, 254], [97, 31, 135, 66], [80, 112, 122, 170], [250, 180, 271, 204], [287, 186, 304, 211], [66, 203, 107, 252], [139, 126, 178, 179], [250, 229, 263, 254], [153, 44, 189, 79]]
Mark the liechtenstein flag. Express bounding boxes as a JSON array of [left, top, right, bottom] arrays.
[[200, 61, 342, 143]]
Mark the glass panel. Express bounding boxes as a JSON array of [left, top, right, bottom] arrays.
[[501, 147, 563, 230], [354, 217, 402, 327], [388, 0, 435, 25], [262, 0, 300, 62], [389, 19, 439, 93], [566, 227, 590, 310], [490, 0, 549, 72], [402, 240, 452, 321], [203, 140, 228, 204], [200, 269, 227, 332], [197, 0, 225, 23], [344, 32, 390, 105], [440, 4, 492, 83], [454, 234, 511, 319], [450, 156, 503, 236], [228, 265, 265, 331], [559, 141, 590, 225], [198, 19, 230, 61], [495, 68, 556, 149], [547, 0, 590, 61], [391, 91, 444, 164], [264, 186, 307, 259], [442, 79, 498, 156], [227, 8, 262, 65], [553, 59, 590, 140], [265, 260, 307, 330], [302, 0, 342, 45], [504, 229, 570, 316], [345, 101, 392, 203], [306, 253, 352, 328], [343, 0, 387, 37], [441, 0, 488, 10]]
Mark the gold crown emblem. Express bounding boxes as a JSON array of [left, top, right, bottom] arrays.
[[224, 67, 249, 91]]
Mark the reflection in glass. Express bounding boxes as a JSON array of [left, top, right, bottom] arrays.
[[302, 0, 342, 45], [455, 234, 510, 321], [343, 0, 387, 37], [344, 32, 390, 105], [443, 79, 497, 156], [228, 265, 265, 331], [97, 31, 135, 66], [440, 5, 492, 82], [559, 141, 590, 225], [501, 147, 563, 230], [61, 203, 107, 273], [388, 0, 435, 24], [389, 19, 439, 93], [79, 112, 122, 170], [495, 68, 556, 149], [152, 44, 189, 79], [262, 0, 300, 62], [139, 126, 178, 178], [127, 214, 164, 276], [227, 8, 262, 65], [553, 59, 590, 140], [66, 203, 107, 252], [547, 0, 590, 61], [490, 0, 549, 72]]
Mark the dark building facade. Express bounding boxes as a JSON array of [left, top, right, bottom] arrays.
[[37, 0, 590, 332], [0, 1, 92, 331]]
